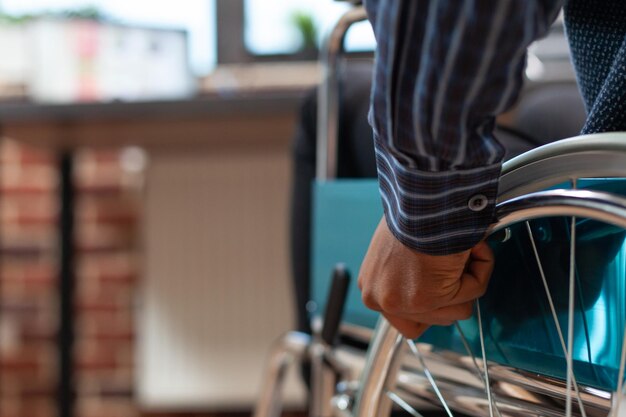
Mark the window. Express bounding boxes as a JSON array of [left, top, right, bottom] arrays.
[[1, 0, 216, 75], [244, 0, 375, 56], [1, 0, 376, 72]]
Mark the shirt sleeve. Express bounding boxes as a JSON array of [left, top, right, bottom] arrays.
[[364, 0, 563, 255]]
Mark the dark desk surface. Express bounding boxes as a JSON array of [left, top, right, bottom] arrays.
[[0, 92, 303, 150]]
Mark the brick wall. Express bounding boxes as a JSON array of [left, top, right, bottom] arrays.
[[0, 138, 306, 417], [0, 138, 142, 417]]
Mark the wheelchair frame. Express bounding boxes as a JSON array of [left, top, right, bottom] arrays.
[[254, 4, 626, 417]]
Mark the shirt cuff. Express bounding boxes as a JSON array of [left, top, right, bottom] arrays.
[[375, 142, 502, 256]]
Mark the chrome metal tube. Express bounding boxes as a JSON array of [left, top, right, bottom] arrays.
[[352, 318, 404, 417], [310, 341, 338, 417], [498, 132, 626, 201], [493, 189, 626, 233], [316, 6, 368, 181], [253, 332, 311, 417]]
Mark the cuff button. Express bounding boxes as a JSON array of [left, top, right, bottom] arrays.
[[468, 194, 488, 212]]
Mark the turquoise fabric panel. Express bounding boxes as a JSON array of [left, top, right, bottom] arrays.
[[310, 178, 626, 391], [311, 180, 382, 328]]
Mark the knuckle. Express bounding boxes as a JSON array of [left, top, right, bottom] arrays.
[[383, 291, 425, 315], [379, 292, 402, 313], [361, 289, 380, 311]]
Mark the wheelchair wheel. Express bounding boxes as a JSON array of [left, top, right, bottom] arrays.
[[351, 134, 626, 417], [499, 132, 626, 201]]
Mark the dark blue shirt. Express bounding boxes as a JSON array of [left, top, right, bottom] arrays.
[[365, 0, 563, 254]]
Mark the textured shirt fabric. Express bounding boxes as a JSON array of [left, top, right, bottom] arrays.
[[364, 0, 626, 255], [565, 0, 626, 135]]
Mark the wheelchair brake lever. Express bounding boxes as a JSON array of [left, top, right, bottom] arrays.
[[321, 264, 351, 346]]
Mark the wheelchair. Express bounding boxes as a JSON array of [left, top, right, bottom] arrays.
[[255, 4, 626, 417]]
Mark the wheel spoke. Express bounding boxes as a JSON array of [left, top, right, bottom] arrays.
[[407, 340, 454, 417], [386, 391, 425, 417], [454, 322, 485, 383], [566, 216, 577, 417], [612, 322, 626, 416], [525, 222, 587, 417], [454, 322, 503, 417], [477, 300, 495, 417]]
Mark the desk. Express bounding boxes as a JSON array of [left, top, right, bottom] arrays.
[[0, 93, 301, 417]]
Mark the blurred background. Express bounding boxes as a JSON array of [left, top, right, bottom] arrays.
[[0, 1, 376, 417], [0, 1, 580, 417], [0, 0, 376, 101]]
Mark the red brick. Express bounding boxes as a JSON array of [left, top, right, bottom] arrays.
[[1, 224, 56, 254], [95, 328, 134, 343], [1, 165, 57, 190], [79, 149, 122, 165], [77, 310, 134, 342], [77, 185, 126, 197], [13, 212, 56, 226], [0, 140, 55, 167], [2, 261, 56, 298], [20, 320, 56, 342], [78, 397, 139, 417], [76, 223, 136, 253], [19, 397, 55, 417], [78, 255, 138, 286], [76, 340, 119, 371], [20, 379, 55, 397], [97, 266, 139, 287], [99, 271, 137, 286], [77, 301, 121, 314], [78, 370, 133, 396], [1, 299, 40, 315], [22, 263, 56, 286], [0, 184, 54, 195], [0, 346, 42, 371], [78, 199, 138, 225], [18, 148, 55, 165]]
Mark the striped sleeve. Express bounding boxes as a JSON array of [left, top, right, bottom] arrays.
[[364, 0, 562, 255]]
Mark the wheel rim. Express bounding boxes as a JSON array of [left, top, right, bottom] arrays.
[[500, 132, 626, 202]]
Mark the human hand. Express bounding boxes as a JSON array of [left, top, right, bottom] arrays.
[[358, 217, 494, 339]]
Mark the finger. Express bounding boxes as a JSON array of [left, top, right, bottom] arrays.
[[448, 242, 495, 304], [395, 302, 474, 325], [383, 313, 429, 339], [467, 241, 495, 281]]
